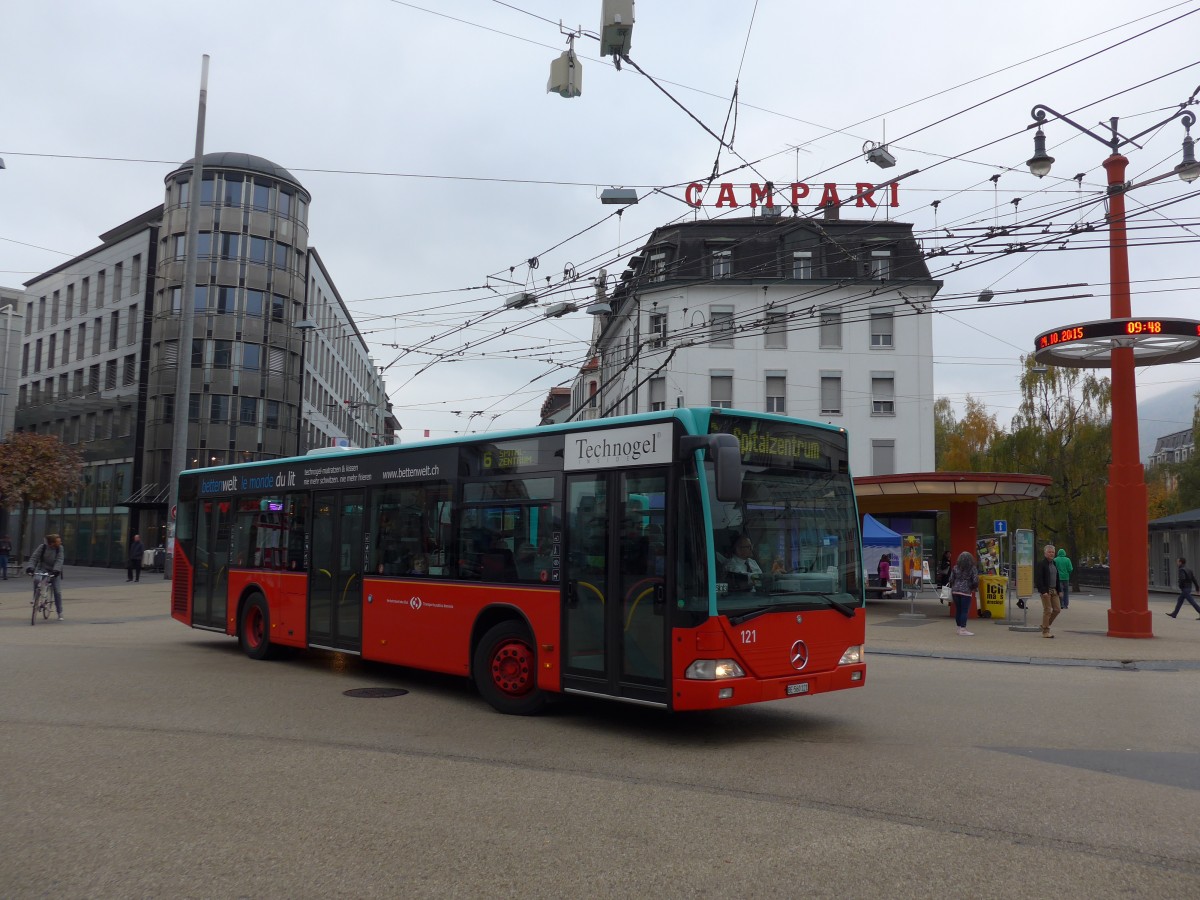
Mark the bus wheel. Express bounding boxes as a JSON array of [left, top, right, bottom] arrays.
[[239, 594, 275, 661], [473, 621, 547, 715]]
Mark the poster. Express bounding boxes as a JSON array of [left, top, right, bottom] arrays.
[[976, 535, 1001, 576], [1015, 529, 1034, 598], [901, 534, 923, 587]]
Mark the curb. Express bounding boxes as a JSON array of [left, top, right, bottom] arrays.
[[867, 647, 1200, 671]]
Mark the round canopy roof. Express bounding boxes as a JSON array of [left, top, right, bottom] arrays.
[[854, 472, 1051, 514]]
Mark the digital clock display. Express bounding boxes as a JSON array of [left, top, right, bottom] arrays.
[[1035, 318, 1200, 351]]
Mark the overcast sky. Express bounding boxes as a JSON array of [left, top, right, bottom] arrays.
[[3, 0, 1198, 442]]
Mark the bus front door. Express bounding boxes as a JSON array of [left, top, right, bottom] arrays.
[[562, 470, 668, 706], [307, 490, 364, 653]]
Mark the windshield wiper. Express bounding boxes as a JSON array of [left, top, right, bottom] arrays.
[[760, 591, 858, 619]]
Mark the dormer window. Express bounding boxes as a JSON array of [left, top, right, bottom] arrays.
[[649, 251, 667, 282], [711, 248, 732, 278]]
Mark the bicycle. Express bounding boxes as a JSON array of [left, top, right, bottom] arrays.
[[31, 571, 56, 626]]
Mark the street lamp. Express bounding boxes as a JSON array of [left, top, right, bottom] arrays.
[[294, 319, 317, 456], [1025, 102, 1197, 639]]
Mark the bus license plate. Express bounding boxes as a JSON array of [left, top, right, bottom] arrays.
[[786, 682, 809, 696]]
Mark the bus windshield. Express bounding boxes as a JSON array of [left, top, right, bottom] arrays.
[[708, 463, 861, 618]]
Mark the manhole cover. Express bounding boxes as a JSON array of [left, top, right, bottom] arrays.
[[343, 687, 409, 699]]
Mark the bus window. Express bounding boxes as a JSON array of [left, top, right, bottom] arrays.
[[372, 482, 451, 575], [456, 476, 560, 583]]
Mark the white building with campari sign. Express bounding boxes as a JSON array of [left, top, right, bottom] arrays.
[[565, 189, 940, 478]]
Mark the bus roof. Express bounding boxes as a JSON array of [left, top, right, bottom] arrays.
[[181, 407, 848, 477]]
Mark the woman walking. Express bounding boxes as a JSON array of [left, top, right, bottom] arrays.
[[948, 551, 979, 636]]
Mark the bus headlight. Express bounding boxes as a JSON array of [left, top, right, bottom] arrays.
[[838, 645, 863, 665], [685, 659, 746, 680]]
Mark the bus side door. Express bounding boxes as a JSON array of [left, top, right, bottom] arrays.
[[562, 469, 668, 705]]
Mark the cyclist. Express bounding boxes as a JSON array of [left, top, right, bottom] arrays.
[[26, 533, 66, 621]]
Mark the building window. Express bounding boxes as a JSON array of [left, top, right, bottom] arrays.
[[48, 334, 57, 368], [105, 359, 118, 390], [241, 343, 262, 371], [710, 373, 733, 409], [871, 374, 895, 415], [820, 373, 842, 415], [265, 400, 280, 428], [123, 354, 136, 385], [213, 340, 233, 369], [792, 251, 813, 279], [38, 297, 46, 330], [219, 233, 240, 260], [109, 311, 120, 350], [131, 255, 141, 295], [51, 291, 60, 326], [252, 182, 271, 212], [210, 394, 230, 423], [92, 317, 102, 354], [649, 312, 667, 349], [162, 394, 175, 424], [649, 251, 667, 282], [88, 364, 100, 391], [96, 270, 106, 307], [819, 310, 842, 349], [245, 290, 265, 317], [113, 263, 123, 301], [248, 236, 268, 264], [62, 329, 70, 365], [765, 312, 787, 349], [80, 277, 89, 313], [188, 393, 201, 423], [765, 375, 786, 414], [274, 242, 289, 270], [649, 377, 666, 411], [710, 306, 734, 348], [199, 174, 215, 205], [223, 176, 243, 208], [869, 250, 891, 279], [127, 304, 138, 343], [711, 247, 732, 278], [278, 192, 292, 217], [216, 287, 237, 315], [870, 309, 893, 348], [872, 440, 896, 476], [34, 339, 42, 371], [66, 284, 75, 319], [240, 396, 258, 424]]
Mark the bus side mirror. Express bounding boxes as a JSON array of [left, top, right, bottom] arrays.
[[680, 434, 743, 502]]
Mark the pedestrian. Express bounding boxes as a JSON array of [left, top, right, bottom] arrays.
[[1054, 547, 1074, 609], [0, 534, 11, 580], [876, 553, 891, 594], [127, 533, 144, 583], [935, 550, 952, 604], [1034, 543, 1062, 638], [26, 532, 66, 620], [1167, 557, 1200, 619], [948, 551, 978, 635]]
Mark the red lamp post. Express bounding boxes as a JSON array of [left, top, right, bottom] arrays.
[[1026, 104, 1199, 638]]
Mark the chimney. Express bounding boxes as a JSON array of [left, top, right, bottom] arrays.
[[822, 202, 840, 221]]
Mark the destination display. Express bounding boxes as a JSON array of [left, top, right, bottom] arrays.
[[709, 415, 842, 472]]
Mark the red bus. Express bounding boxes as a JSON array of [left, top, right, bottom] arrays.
[[171, 408, 865, 713]]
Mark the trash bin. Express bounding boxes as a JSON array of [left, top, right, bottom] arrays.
[[979, 575, 1007, 619], [153, 547, 166, 573]]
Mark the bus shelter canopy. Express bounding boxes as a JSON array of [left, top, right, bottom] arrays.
[[853, 472, 1051, 515]]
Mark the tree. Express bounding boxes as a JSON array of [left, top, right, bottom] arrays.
[[993, 357, 1111, 566], [934, 395, 1001, 471], [0, 432, 85, 556]]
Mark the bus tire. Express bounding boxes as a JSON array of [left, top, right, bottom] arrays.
[[473, 621, 547, 716], [239, 593, 276, 661]]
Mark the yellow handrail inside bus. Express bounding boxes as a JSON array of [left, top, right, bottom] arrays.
[[341, 572, 358, 606]]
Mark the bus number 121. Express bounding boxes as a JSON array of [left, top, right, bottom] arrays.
[[740, 629, 757, 644]]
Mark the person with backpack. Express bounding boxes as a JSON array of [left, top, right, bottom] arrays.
[[1054, 548, 1074, 609], [26, 533, 66, 621], [1167, 557, 1200, 620]]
